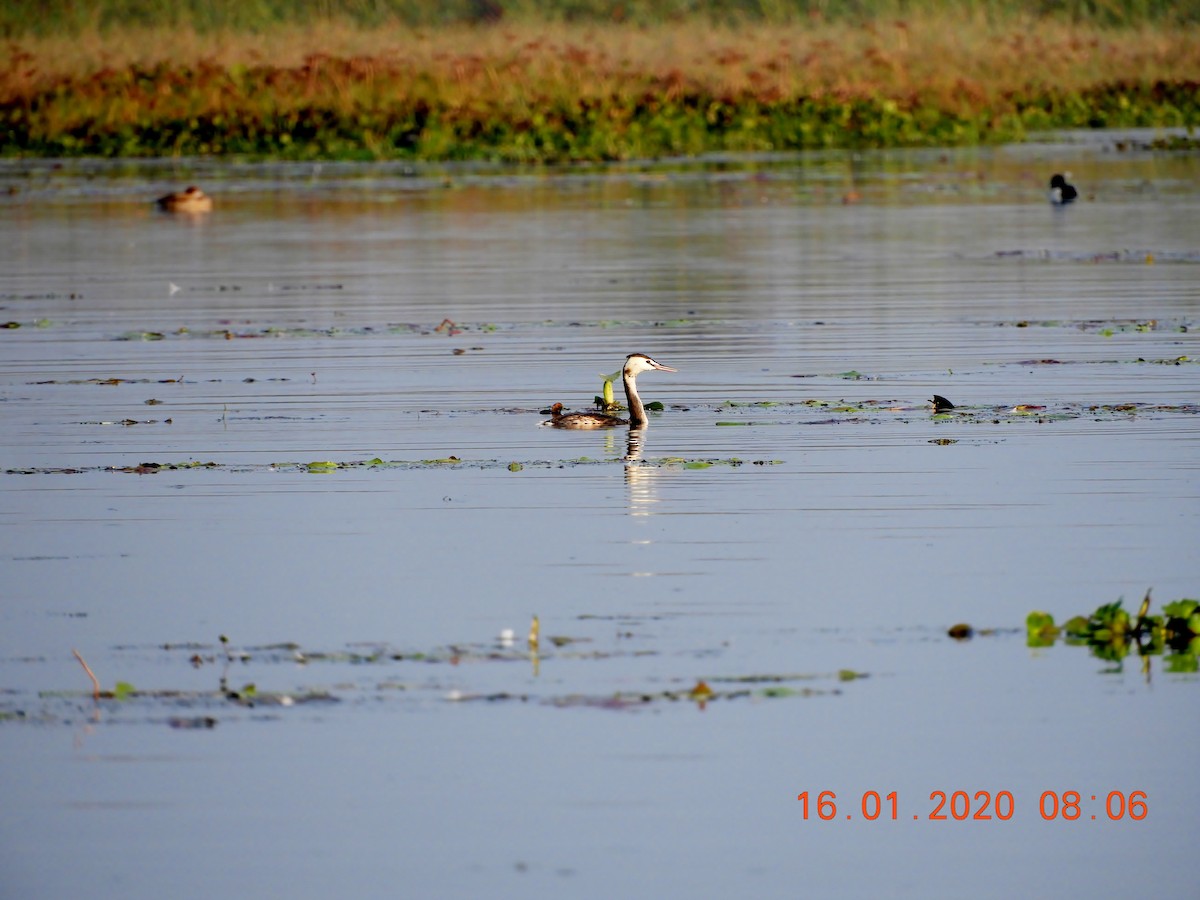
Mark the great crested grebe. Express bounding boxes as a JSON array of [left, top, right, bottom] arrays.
[[156, 186, 213, 213], [1048, 174, 1077, 205], [547, 353, 676, 429]]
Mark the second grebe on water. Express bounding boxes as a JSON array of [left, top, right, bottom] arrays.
[[547, 353, 676, 429]]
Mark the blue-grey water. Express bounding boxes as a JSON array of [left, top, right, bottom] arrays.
[[1, 134, 1198, 898]]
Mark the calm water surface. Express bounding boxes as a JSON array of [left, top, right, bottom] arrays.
[[2, 137, 1198, 898]]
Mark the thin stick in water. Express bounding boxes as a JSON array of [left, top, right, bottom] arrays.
[[72, 648, 101, 700]]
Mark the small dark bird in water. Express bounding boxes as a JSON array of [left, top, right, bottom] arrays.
[[1048, 174, 1077, 205], [931, 395, 956, 413], [544, 353, 676, 429]]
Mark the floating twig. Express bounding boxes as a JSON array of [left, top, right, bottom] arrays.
[[72, 648, 101, 700]]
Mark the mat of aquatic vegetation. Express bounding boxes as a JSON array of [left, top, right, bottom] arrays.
[[2, 16, 1198, 161], [6, 599, 1192, 729], [3, 394, 1197, 477], [1027, 593, 1200, 672], [0, 631, 871, 727]]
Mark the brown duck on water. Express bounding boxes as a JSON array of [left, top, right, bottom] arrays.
[[155, 186, 213, 213]]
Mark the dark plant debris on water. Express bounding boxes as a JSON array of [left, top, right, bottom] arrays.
[[2, 314, 1190, 342], [0, 629, 872, 728], [3, 395, 1198, 479], [5, 599, 1190, 728], [4, 455, 784, 477]]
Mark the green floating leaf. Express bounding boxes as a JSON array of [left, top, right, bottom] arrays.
[[1164, 652, 1199, 673], [507, 461, 523, 471], [683, 461, 712, 469], [1027, 609, 1056, 628], [1162, 599, 1198, 619], [306, 461, 339, 472], [113, 681, 135, 700], [1063, 615, 1090, 638], [1088, 600, 1129, 635], [1025, 611, 1059, 646], [760, 686, 798, 698]]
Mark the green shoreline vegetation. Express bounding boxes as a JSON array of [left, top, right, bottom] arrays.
[[1, 1, 1198, 162]]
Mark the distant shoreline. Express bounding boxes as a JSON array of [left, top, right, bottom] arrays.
[[3, 17, 1197, 162]]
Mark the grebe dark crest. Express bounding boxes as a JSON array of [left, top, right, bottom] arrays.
[[1048, 174, 1077, 205], [547, 353, 676, 429]]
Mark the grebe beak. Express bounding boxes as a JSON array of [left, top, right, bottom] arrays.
[[649, 360, 677, 372]]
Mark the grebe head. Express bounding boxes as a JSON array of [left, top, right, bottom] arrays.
[[624, 353, 677, 377]]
